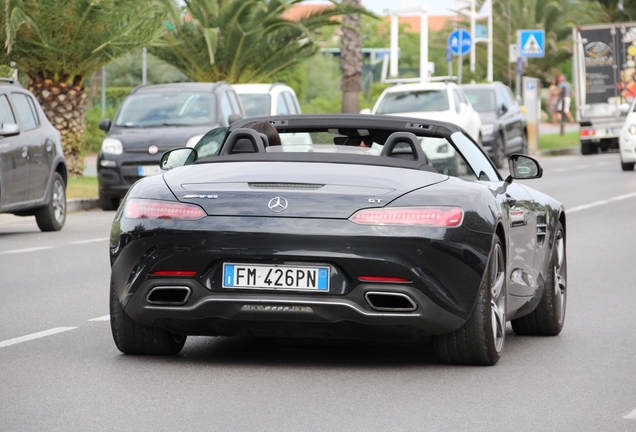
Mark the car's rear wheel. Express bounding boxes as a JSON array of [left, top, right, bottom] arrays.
[[110, 280, 186, 355], [621, 160, 635, 171], [35, 172, 66, 232], [433, 237, 506, 366], [99, 191, 120, 211], [581, 141, 595, 155], [492, 133, 505, 168], [511, 223, 566, 336]]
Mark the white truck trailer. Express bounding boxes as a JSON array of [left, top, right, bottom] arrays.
[[572, 22, 636, 154]]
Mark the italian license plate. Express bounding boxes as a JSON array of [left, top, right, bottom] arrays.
[[222, 263, 329, 291], [138, 165, 162, 176]]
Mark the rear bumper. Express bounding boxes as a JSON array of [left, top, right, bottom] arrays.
[[122, 280, 467, 338]]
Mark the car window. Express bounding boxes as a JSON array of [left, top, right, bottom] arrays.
[[283, 92, 298, 114], [503, 86, 518, 108], [194, 126, 229, 159], [238, 94, 270, 117], [115, 92, 217, 127], [464, 89, 497, 113], [12, 93, 39, 130], [26, 95, 40, 126], [376, 90, 449, 114], [220, 92, 233, 125], [450, 131, 499, 181], [276, 93, 289, 115], [0, 95, 16, 124]]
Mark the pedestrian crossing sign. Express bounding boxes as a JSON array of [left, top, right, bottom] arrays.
[[518, 30, 545, 58]]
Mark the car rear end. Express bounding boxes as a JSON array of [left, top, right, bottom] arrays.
[[110, 159, 496, 340]]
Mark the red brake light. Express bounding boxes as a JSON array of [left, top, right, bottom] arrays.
[[580, 129, 595, 137], [349, 207, 463, 227], [124, 198, 206, 220], [358, 276, 411, 283], [152, 270, 197, 276]]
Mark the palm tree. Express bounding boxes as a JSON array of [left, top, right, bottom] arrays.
[[151, 0, 365, 84], [0, 0, 165, 175], [491, 0, 602, 84], [340, 0, 362, 113]]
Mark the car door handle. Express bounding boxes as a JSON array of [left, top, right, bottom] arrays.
[[21, 146, 28, 158]]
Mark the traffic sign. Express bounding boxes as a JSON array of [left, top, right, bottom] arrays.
[[448, 29, 472, 56], [518, 29, 545, 58]]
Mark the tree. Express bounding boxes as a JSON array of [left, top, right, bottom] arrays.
[[1, 0, 165, 175], [340, 0, 362, 113], [151, 0, 365, 84], [491, 0, 602, 84]]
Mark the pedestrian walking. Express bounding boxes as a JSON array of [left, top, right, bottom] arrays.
[[556, 74, 574, 124]]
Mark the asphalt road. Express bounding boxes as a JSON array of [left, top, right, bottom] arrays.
[[1, 152, 636, 431]]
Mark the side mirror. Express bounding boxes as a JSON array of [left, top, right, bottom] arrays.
[[0, 123, 20, 137], [160, 147, 198, 170], [228, 113, 243, 125], [359, 108, 371, 114], [99, 119, 111, 132], [508, 154, 542, 180], [499, 104, 508, 116]]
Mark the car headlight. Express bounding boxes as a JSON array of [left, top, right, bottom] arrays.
[[480, 124, 495, 136], [186, 134, 204, 148], [629, 125, 636, 135], [101, 138, 123, 155]]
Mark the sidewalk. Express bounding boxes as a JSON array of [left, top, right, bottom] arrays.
[[539, 122, 579, 135]]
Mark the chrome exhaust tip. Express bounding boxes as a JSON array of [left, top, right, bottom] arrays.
[[146, 286, 191, 306], [364, 291, 417, 312]]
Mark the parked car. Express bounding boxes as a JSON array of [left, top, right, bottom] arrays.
[[619, 98, 636, 171], [232, 83, 301, 117], [462, 82, 527, 168], [368, 82, 482, 143], [0, 79, 67, 231], [97, 82, 245, 210], [109, 114, 567, 366]]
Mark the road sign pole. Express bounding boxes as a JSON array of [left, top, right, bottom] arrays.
[[458, 32, 463, 84]]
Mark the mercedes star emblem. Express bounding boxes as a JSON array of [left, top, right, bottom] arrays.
[[268, 197, 288, 213]]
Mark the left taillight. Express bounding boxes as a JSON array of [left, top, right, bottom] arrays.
[[123, 198, 207, 220], [349, 207, 464, 227]]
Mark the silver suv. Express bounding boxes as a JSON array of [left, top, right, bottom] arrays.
[[0, 79, 67, 231]]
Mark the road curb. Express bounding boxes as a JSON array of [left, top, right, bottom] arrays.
[[67, 198, 100, 213], [538, 146, 581, 157]]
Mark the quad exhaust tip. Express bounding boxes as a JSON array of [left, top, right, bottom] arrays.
[[146, 286, 191, 306], [365, 291, 417, 312]]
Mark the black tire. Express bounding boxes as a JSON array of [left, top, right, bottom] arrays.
[[581, 141, 595, 155], [511, 223, 566, 336], [433, 237, 507, 366], [520, 133, 528, 155], [492, 134, 505, 169], [35, 172, 66, 232], [621, 160, 635, 171], [99, 191, 120, 211], [110, 280, 186, 355]]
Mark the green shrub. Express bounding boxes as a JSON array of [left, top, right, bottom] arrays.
[[84, 105, 118, 154]]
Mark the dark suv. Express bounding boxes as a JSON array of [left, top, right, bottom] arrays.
[[0, 79, 67, 231], [97, 82, 244, 210], [461, 82, 527, 168]]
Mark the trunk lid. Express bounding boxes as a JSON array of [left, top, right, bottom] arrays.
[[163, 161, 448, 218]]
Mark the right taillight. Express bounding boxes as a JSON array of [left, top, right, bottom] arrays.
[[349, 207, 464, 227]]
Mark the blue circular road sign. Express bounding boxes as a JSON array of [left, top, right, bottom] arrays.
[[448, 29, 472, 55]]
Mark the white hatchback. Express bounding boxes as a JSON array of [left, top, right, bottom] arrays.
[[232, 83, 301, 117], [369, 82, 482, 144], [619, 100, 636, 171]]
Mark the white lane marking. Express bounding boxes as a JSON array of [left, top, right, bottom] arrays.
[[0, 246, 55, 254], [624, 407, 636, 419], [568, 192, 636, 213], [0, 327, 77, 348], [88, 315, 110, 322], [69, 238, 109, 245]]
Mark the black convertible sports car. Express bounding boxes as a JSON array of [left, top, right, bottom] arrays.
[[108, 114, 567, 365]]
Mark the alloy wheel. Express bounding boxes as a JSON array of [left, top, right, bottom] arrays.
[[490, 243, 506, 353]]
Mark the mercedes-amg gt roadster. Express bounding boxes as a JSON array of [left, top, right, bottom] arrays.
[[108, 115, 567, 365]]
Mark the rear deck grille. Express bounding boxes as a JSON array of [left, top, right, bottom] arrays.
[[248, 182, 324, 190]]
